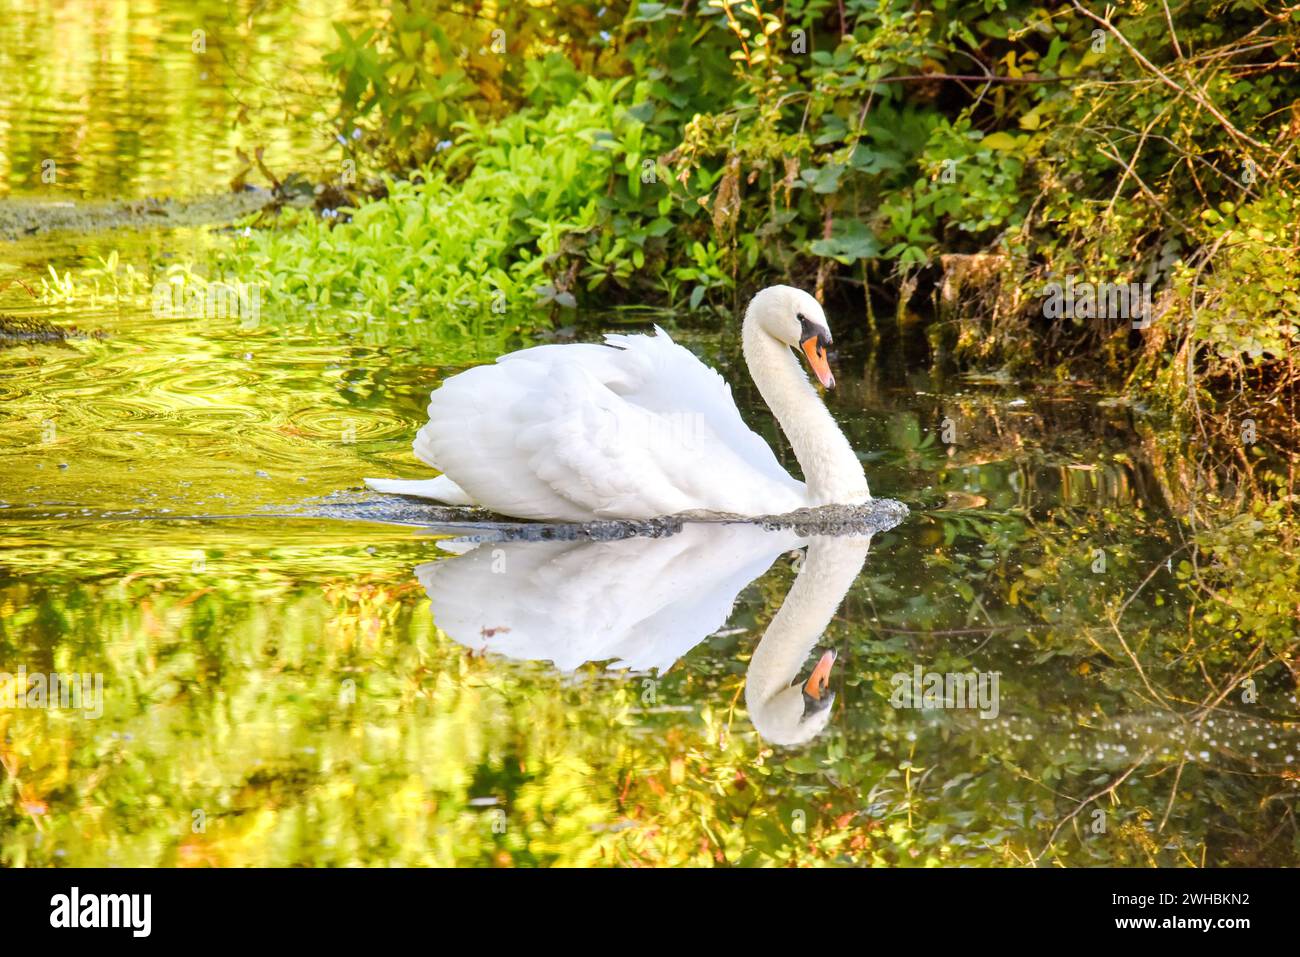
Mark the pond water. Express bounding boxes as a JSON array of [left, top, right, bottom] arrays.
[[3, 1, 1298, 867], [0, 0, 365, 201], [5, 267, 1298, 866]]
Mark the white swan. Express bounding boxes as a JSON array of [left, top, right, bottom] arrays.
[[415, 523, 874, 747], [366, 285, 870, 520]]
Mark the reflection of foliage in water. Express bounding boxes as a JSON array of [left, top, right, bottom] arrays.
[[852, 385, 1300, 866], [0, 0, 371, 200], [2, 379, 1296, 866]]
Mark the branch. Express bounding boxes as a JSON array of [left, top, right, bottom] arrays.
[[1071, 2, 1273, 155]]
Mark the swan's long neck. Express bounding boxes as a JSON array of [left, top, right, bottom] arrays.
[[742, 311, 870, 505], [745, 535, 873, 745]]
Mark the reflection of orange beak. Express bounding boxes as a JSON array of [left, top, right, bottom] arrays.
[[803, 649, 836, 701], [801, 336, 835, 389]]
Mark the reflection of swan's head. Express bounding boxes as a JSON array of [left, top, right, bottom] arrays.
[[746, 647, 838, 748], [747, 285, 835, 388], [742, 535, 874, 748]]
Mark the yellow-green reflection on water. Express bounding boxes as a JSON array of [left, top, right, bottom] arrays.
[[0, 0, 373, 200], [4, 273, 1300, 865]]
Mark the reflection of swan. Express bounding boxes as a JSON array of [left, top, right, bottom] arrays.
[[367, 286, 870, 520], [416, 523, 872, 746], [745, 534, 872, 746]]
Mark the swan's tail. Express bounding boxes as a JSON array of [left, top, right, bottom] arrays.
[[364, 475, 474, 505]]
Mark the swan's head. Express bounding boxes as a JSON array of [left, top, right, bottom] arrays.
[[747, 648, 837, 748], [747, 285, 836, 389]]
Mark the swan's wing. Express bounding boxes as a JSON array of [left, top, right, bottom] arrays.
[[416, 328, 805, 519], [597, 327, 803, 495], [417, 523, 801, 673]]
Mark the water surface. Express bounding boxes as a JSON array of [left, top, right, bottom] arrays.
[[0, 0, 368, 201], [5, 269, 1298, 865]]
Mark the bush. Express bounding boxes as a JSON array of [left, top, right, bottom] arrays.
[[216, 75, 667, 326]]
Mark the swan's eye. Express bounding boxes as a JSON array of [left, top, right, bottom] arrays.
[[798, 314, 832, 350], [798, 313, 821, 344]]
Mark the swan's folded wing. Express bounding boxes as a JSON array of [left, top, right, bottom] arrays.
[[417, 329, 805, 519], [529, 357, 810, 518], [600, 328, 805, 498], [414, 357, 597, 521], [520, 359, 724, 518]]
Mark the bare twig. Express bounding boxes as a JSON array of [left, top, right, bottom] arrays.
[[1072, 2, 1273, 155], [1034, 751, 1152, 864], [1161, 0, 1184, 60]]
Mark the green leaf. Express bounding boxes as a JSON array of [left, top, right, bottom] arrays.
[[808, 220, 881, 264], [980, 132, 1021, 152]]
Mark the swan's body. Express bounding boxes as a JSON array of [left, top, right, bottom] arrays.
[[366, 286, 869, 521], [416, 523, 874, 746]]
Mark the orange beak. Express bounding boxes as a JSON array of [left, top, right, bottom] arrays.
[[803, 649, 836, 701], [801, 336, 835, 389]]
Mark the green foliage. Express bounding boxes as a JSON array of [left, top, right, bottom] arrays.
[[305, 0, 1300, 351], [216, 76, 665, 325], [1189, 192, 1300, 365], [325, 2, 615, 171]]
